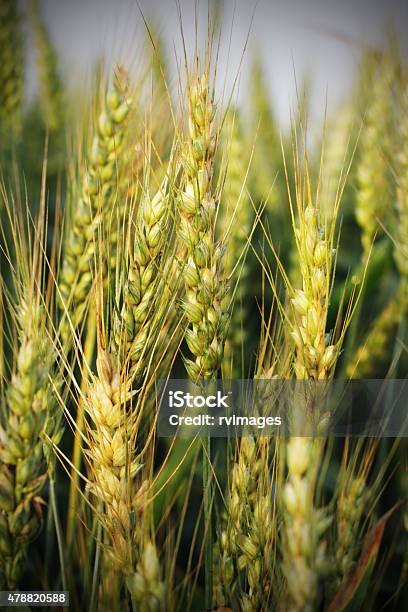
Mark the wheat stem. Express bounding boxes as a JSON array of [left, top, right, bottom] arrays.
[[178, 68, 228, 608]]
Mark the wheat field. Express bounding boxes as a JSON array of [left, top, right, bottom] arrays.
[[0, 1, 407, 611]]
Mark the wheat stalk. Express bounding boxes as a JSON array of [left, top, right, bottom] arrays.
[[177, 64, 228, 608], [0, 0, 24, 139], [395, 81, 408, 591], [84, 348, 165, 609], [214, 436, 274, 611], [395, 84, 408, 290], [29, 0, 64, 132], [113, 165, 175, 368], [58, 67, 130, 335], [334, 463, 367, 587], [347, 289, 403, 378], [282, 151, 341, 611], [319, 103, 354, 222], [355, 56, 394, 257], [249, 53, 282, 208], [220, 110, 252, 379], [0, 300, 55, 588], [178, 70, 228, 381], [348, 78, 408, 378]]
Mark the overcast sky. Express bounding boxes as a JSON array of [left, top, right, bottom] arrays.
[[23, 0, 408, 127]]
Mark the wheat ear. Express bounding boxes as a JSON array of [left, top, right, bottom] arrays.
[[0, 0, 24, 138], [58, 68, 130, 334], [179, 71, 228, 381], [85, 349, 165, 609], [214, 436, 274, 611], [29, 0, 64, 132], [221, 111, 252, 379], [0, 301, 55, 588], [113, 171, 173, 367], [355, 56, 394, 257], [283, 174, 339, 610]]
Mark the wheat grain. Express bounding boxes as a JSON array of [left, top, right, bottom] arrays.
[[85, 349, 165, 609], [29, 0, 64, 132], [214, 436, 274, 611], [249, 53, 282, 208], [113, 171, 173, 367], [85, 350, 137, 572], [0, 300, 54, 588], [58, 68, 130, 334], [282, 161, 340, 611], [355, 56, 394, 257], [347, 290, 403, 378], [220, 111, 252, 379], [0, 0, 24, 138], [178, 71, 228, 381]]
